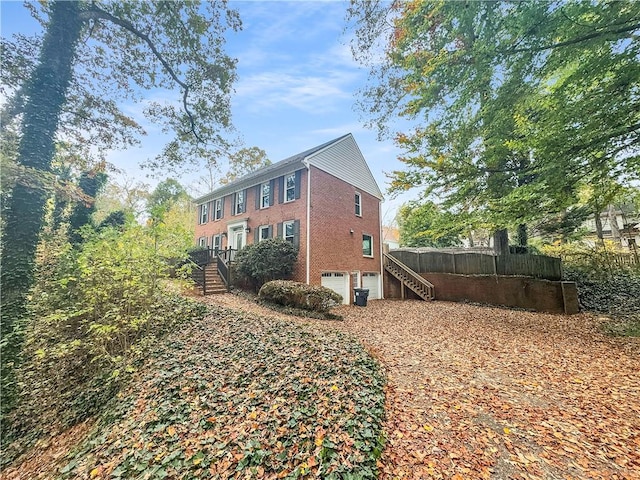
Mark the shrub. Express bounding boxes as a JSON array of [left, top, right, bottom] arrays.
[[259, 280, 342, 312], [1, 225, 207, 465], [234, 239, 298, 290], [563, 266, 640, 317], [541, 240, 639, 277]]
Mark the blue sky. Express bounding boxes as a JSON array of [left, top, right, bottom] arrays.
[[1, 1, 414, 225]]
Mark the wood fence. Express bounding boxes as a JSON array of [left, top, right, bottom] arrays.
[[389, 249, 562, 281], [562, 251, 639, 270]]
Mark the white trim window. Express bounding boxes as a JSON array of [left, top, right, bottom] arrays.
[[198, 236, 207, 247], [212, 234, 222, 251], [259, 225, 271, 241], [261, 182, 271, 209], [213, 198, 222, 220], [199, 203, 208, 224], [355, 192, 362, 216], [234, 190, 245, 215], [284, 220, 295, 243], [285, 173, 296, 202], [362, 234, 373, 257]]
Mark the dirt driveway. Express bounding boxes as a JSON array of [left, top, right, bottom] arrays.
[[204, 295, 640, 479]]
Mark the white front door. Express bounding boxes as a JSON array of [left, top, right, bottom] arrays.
[[230, 227, 245, 250]]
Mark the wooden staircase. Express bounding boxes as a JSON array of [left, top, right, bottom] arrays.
[[384, 253, 435, 301], [202, 263, 227, 295]]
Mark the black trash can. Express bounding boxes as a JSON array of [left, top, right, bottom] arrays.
[[353, 288, 369, 307]]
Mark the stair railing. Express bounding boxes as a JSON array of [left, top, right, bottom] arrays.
[[216, 247, 236, 291], [384, 253, 435, 300]]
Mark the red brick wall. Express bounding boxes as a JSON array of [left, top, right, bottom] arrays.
[[194, 165, 383, 290], [385, 272, 579, 314], [194, 169, 308, 282], [308, 166, 381, 290]]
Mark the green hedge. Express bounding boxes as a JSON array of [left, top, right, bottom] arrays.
[[234, 239, 298, 290]]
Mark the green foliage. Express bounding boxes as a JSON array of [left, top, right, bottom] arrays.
[[563, 267, 640, 317], [1, 0, 241, 405], [221, 146, 271, 184], [234, 239, 298, 290], [146, 178, 189, 217], [542, 241, 639, 277], [146, 179, 195, 262], [0, 0, 84, 422], [67, 170, 108, 244], [348, 1, 640, 236], [259, 280, 343, 313], [97, 209, 128, 231], [541, 241, 640, 336], [398, 200, 463, 248], [56, 308, 385, 479], [1, 225, 206, 464]]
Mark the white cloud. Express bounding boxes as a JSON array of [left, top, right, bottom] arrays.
[[235, 69, 357, 114]]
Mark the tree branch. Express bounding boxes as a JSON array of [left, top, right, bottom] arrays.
[[505, 21, 640, 54], [80, 4, 203, 142]]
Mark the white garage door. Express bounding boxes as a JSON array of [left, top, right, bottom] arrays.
[[321, 272, 349, 304], [362, 272, 380, 300]]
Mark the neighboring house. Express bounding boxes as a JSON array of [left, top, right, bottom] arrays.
[[581, 205, 640, 250], [382, 226, 400, 250], [194, 134, 384, 303]]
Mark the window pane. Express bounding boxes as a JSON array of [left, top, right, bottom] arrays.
[[235, 191, 244, 214], [286, 174, 295, 201], [261, 183, 270, 208], [362, 235, 372, 256], [284, 221, 294, 242]]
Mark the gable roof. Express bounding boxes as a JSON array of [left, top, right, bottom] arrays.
[[305, 134, 383, 199], [195, 133, 383, 204]]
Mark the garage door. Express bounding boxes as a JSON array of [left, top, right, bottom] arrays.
[[321, 272, 349, 304], [362, 272, 380, 300]]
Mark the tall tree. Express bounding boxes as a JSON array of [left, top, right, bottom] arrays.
[[1, 0, 241, 407], [347, 0, 640, 245], [398, 201, 463, 248], [1, 2, 84, 403], [220, 147, 272, 185], [146, 178, 190, 217]]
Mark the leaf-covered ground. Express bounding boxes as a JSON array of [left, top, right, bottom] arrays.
[[204, 295, 640, 479], [1, 305, 384, 480], [3, 295, 639, 480]]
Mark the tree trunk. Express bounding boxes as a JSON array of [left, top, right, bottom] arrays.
[[493, 228, 509, 255], [516, 223, 528, 247], [0, 1, 84, 412], [594, 210, 604, 243], [607, 204, 621, 242]]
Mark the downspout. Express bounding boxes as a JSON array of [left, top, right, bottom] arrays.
[[303, 159, 311, 284], [379, 200, 384, 299]]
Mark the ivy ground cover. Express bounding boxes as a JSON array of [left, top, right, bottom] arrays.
[[205, 294, 640, 479], [22, 305, 384, 479]]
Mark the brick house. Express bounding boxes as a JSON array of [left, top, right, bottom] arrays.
[[193, 133, 384, 303]]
